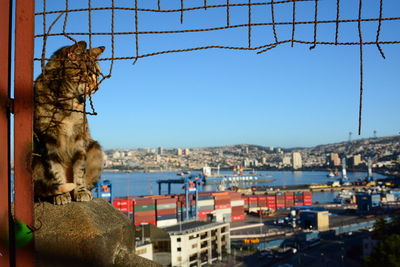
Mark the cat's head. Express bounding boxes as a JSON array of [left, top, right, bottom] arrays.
[[43, 41, 105, 101]]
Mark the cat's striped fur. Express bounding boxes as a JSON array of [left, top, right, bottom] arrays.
[[33, 41, 104, 205]]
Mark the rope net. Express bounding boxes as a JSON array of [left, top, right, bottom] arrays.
[[34, 0, 400, 134]]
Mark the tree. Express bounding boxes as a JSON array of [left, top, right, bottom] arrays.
[[365, 234, 400, 267]]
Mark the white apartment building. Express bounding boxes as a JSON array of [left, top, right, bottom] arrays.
[[292, 152, 302, 169], [150, 221, 230, 267]]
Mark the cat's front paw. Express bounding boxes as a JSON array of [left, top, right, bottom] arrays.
[[53, 193, 72, 205], [73, 189, 92, 202]]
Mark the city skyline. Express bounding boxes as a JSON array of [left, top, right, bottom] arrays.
[[102, 133, 400, 150]]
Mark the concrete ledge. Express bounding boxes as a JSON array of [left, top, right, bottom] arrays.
[[34, 198, 158, 266]]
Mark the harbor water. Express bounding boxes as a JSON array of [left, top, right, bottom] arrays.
[[100, 170, 387, 203]]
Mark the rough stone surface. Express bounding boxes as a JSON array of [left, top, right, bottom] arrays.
[[34, 198, 159, 267]]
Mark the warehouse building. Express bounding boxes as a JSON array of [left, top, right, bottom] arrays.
[[299, 210, 330, 231]]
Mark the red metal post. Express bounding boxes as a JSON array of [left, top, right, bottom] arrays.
[[0, 0, 13, 266], [14, 0, 35, 266]]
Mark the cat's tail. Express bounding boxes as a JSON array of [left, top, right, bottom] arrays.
[[85, 140, 103, 190]]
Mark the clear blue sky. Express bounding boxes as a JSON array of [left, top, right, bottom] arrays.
[[33, 0, 400, 149]]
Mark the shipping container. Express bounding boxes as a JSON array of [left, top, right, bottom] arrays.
[[198, 210, 213, 216], [156, 208, 177, 216], [133, 198, 155, 205], [113, 199, 133, 212], [215, 204, 231, 210], [198, 195, 214, 200], [231, 206, 244, 213], [156, 198, 177, 205], [231, 215, 245, 221], [134, 210, 156, 217], [135, 205, 155, 212], [157, 219, 178, 227], [231, 200, 245, 207], [198, 205, 215, 211], [198, 199, 215, 207], [156, 203, 177, 210], [157, 214, 177, 220]]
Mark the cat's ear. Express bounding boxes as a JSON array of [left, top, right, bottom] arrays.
[[67, 41, 87, 58], [89, 46, 106, 58]]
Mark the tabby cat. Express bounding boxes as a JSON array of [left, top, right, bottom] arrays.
[[33, 41, 105, 205]]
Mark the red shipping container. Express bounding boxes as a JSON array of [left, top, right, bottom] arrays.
[[295, 202, 304, 206], [198, 192, 212, 196], [215, 204, 231, 209], [285, 192, 294, 196], [156, 198, 177, 205], [231, 206, 244, 213], [134, 215, 156, 223], [215, 199, 230, 205], [285, 201, 294, 207], [276, 202, 285, 208], [156, 208, 177, 216], [228, 192, 242, 200], [303, 191, 312, 196], [198, 210, 213, 216], [133, 198, 154, 205], [134, 210, 156, 216], [232, 215, 245, 221], [113, 199, 133, 212], [258, 201, 267, 207]]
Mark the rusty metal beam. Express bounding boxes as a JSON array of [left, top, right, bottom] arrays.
[[14, 0, 35, 265], [0, 0, 13, 266]]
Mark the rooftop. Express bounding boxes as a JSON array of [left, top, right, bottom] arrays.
[[162, 220, 227, 235]]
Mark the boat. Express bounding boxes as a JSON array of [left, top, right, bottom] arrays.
[[334, 190, 354, 204], [327, 169, 335, 177], [327, 168, 339, 177]]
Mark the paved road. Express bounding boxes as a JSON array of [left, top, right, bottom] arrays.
[[223, 230, 370, 267]]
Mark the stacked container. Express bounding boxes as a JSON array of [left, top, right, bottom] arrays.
[[230, 192, 245, 221], [266, 195, 276, 210], [242, 196, 249, 209], [213, 192, 232, 222], [257, 196, 267, 208], [248, 197, 258, 209], [197, 193, 215, 221], [276, 193, 285, 210], [303, 191, 312, 206], [284, 192, 295, 207], [156, 198, 178, 227], [112, 198, 134, 220], [294, 192, 304, 206], [132, 197, 156, 226]]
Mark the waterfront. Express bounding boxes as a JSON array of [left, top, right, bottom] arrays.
[[99, 170, 387, 203]]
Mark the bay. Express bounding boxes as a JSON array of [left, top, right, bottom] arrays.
[[99, 170, 387, 203]]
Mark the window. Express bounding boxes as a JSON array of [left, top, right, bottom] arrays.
[[177, 256, 182, 262], [177, 237, 181, 242], [177, 247, 181, 252], [192, 243, 198, 248]]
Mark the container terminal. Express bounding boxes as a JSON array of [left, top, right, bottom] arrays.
[[94, 171, 400, 266]]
